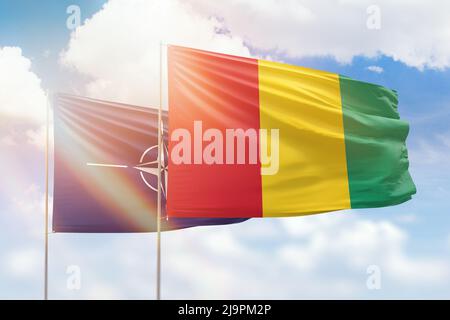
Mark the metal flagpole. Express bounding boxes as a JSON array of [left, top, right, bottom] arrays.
[[44, 91, 50, 300], [156, 42, 163, 300]]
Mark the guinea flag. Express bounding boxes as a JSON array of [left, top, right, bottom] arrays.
[[167, 45, 416, 218]]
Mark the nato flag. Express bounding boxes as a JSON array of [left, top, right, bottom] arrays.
[[53, 94, 247, 232]]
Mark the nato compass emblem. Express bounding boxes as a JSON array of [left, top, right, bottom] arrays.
[[134, 143, 168, 198], [86, 124, 168, 198]]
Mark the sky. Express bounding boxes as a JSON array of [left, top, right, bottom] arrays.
[[1, 0, 450, 299]]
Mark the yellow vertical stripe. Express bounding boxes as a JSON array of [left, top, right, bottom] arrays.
[[258, 60, 351, 217]]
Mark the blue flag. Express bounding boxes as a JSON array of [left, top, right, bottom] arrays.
[[53, 94, 247, 232]]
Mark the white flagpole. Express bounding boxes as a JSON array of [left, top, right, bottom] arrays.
[[44, 91, 50, 300], [156, 42, 163, 300]]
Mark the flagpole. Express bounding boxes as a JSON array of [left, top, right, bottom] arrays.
[[156, 41, 163, 300], [44, 91, 50, 300]]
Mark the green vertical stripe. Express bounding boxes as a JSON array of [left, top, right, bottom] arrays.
[[339, 76, 416, 208]]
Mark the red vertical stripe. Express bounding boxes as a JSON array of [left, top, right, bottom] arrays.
[[167, 46, 262, 218]]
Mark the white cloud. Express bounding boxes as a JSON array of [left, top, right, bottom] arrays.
[[367, 65, 384, 73], [10, 184, 48, 238], [0, 47, 47, 124], [0, 48, 49, 297], [0, 46, 48, 150], [3, 247, 41, 279], [279, 215, 449, 285], [0, 45, 49, 291], [159, 214, 450, 298], [8, 213, 446, 299], [386, 253, 448, 284], [60, 0, 251, 107], [60, 0, 450, 109], [191, 0, 450, 70]]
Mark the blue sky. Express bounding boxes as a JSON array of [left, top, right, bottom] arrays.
[[1, 0, 450, 299]]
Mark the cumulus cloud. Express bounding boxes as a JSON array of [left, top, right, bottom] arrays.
[[191, 0, 450, 70], [60, 0, 251, 107], [0, 47, 47, 124], [60, 0, 450, 108], [8, 184, 48, 239], [0, 47, 51, 298], [8, 200, 445, 299], [158, 214, 450, 298], [0, 46, 48, 149], [278, 215, 448, 285]]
